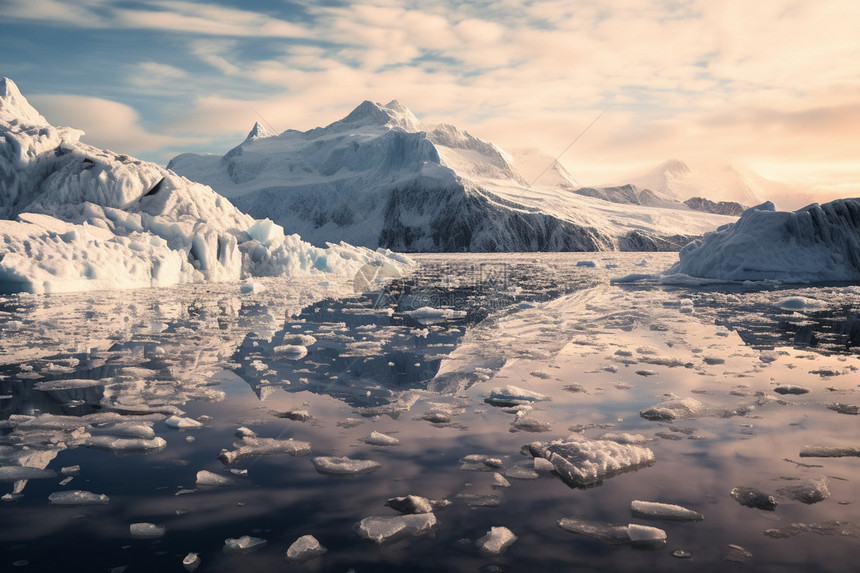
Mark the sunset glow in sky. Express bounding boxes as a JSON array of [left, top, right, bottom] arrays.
[[2, 0, 858, 196]]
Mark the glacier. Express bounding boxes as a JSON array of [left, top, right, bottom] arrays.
[[168, 100, 736, 252], [0, 78, 411, 294], [666, 199, 860, 283]]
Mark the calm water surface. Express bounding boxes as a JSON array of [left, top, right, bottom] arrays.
[[1, 253, 859, 572]]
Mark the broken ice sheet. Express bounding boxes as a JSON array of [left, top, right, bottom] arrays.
[[362, 431, 400, 446], [130, 522, 166, 538], [485, 385, 550, 407], [196, 470, 238, 487], [730, 486, 776, 510], [630, 500, 703, 521]]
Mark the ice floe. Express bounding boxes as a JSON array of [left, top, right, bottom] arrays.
[[355, 513, 437, 543], [485, 385, 550, 407], [223, 535, 267, 553], [218, 436, 311, 465], [639, 397, 705, 421], [48, 490, 109, 505], [558, 517, 666, 548], [312, 456, 381, 476], [630, 500, 703, 521], [195, 470, 237, 487], [164, 415, 203, 430], [286, 535, 327, 561], [182, 553, 201, 572], [363, 431, 400, 446], [528, 437, 655, 487], [777, 477, 830, 504], [476, 526, 517, 555], [730, 486, 776, 510], [130, 522, 166, 538]]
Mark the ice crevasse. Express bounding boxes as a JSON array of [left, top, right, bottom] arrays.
[[0, 77, 411, 294]]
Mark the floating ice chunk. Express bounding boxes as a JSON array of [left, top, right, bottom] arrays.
[[386, 495, 434, 515], [630, 500, 703, 521], [455, 493, 501, 508], [505, 461, 539, 480], [218, 436, 311, 465], [355, 513, 436, 543], [165, 416, 203, 430], [485, 385, 550, 407], [0, 466, 57, 482], [529, 437, 655, 487], [576, 260, 596, 267], [512, 410, 551, 432], [276, 409, 312, 422], [59, 476, 73, 486], [196, 470, 236, 487], [273, 344, 308, 359], [800, 445, 860, 458], [730, 486, 776, 510], [130, 522, 166, 538], [627, 524, 667, 547], [281, 334, 317, 346], [84, 436, 167, 452], [558, 517, 665, 547], [476, 526, 517, 555], [404, 307, 467, 325], [2, 493, 23, 502], [286, 535, 327, 561], [33, 378, 104, 390], [363, 431, 400, 446], [777, 477, 830, 504], [312, 456, 381, 476], [223, 535, 266, 553], [773, 385, 810, 395], [229, 469, 248, 478], [601, 432, 649, 445], [533, 457, 555, 473], [492, 473, 511, 488], [777, 296, 824, 310], [239, 281, 264, 294], [640, 397, 705, 421], [235, 427, 256, 438], [182, 552, 201, 572], [725, 544, 752, 562], [827, 403, 860, 415], [764, 520, 860, 539], [48, 490, 109, 505]]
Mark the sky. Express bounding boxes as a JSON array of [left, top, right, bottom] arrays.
[[1, 0, 858, 196]]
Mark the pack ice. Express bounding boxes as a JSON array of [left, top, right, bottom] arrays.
[[169, 100, 735, 252], [665, 199, 860, 282], [528, 436, 655, 487], [0, 78, 411, 294]]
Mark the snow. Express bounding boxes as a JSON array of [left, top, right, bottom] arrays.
[[168, 99, 736, 253], [0, 78, 412, 295], [630, 500, 704, 521], [48, 490, 109, 505], [312, 456, 381, 475], [476, 526, 517, 555], [665, 199, 860, 283], [286, 535, 327, 561], [355, 513, 436, 543], [528, 437, 655, 487]]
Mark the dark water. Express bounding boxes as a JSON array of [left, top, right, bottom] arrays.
[[1, 253, 859, 572]]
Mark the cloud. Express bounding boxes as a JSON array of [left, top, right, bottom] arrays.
[[28, 94, 194, 156]]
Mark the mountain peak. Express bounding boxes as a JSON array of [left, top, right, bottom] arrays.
[[657, 158, 691, 176], [336, 99, 421, 132], [246, 121, 275, 140], [0, 77, 48, 126]]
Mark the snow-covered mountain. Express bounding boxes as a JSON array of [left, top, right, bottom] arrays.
[[0, 79, 410, 294], [622, 159, 822, 211], [169, 101, 736, 253]]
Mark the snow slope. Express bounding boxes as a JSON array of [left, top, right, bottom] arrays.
[[666, 199, 860, 282], [169, 101, 735, 253], [0, 79, 410, 294]]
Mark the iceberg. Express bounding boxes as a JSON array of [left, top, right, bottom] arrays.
[[286, 535, 327, 561], [0, 78, 411, 294], [665, 199, 860, 283], [476, 526, 517, 555]]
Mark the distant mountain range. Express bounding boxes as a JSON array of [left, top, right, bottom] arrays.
[[168, 101, 736, 252]]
